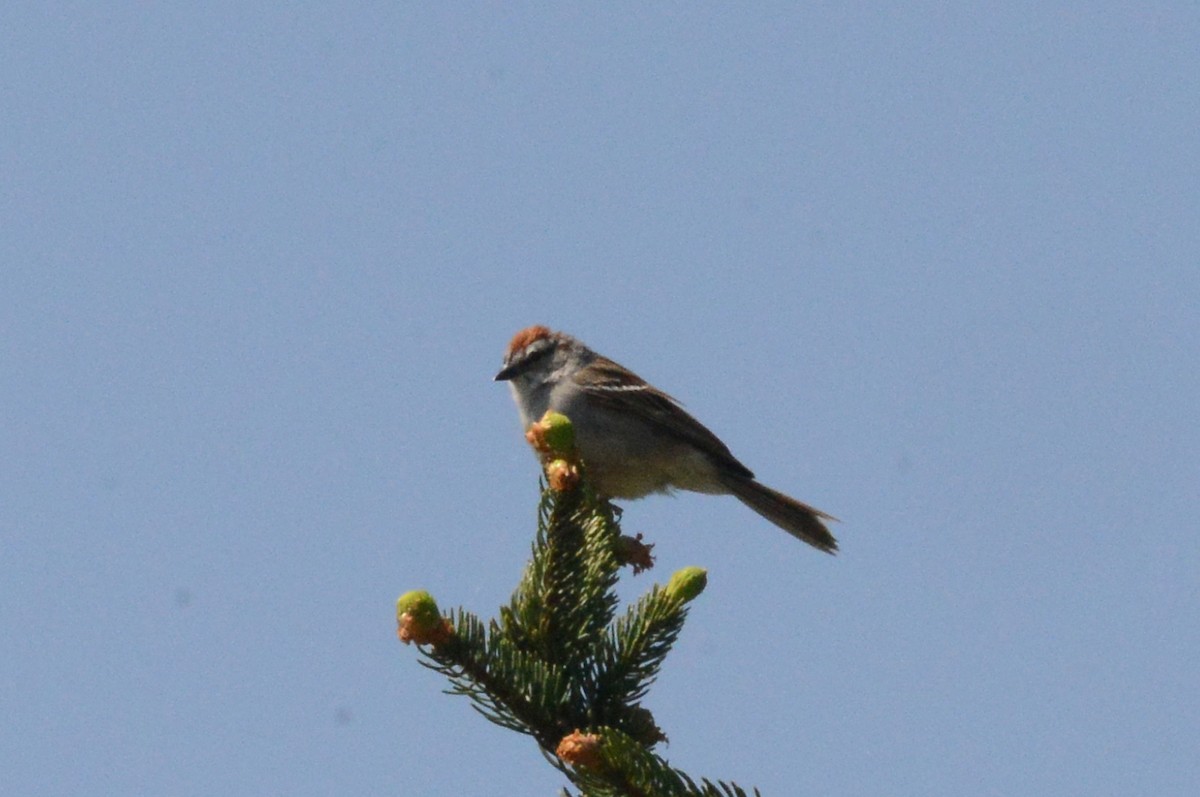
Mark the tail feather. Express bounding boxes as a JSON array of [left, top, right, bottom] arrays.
[[721, 476, 838, 554]]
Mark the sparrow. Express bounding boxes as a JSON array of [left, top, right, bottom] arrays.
[[495, 326, 837, 553]]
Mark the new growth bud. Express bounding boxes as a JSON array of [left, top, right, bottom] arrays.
[[546, 458, 581, 492], [665, 567, 708, 603], [525, 411, 576, 457], [556, 730, 605, 771], [396, 590, 451, 646], [525, 412, 582, 491], [538, 411, 575, 453]]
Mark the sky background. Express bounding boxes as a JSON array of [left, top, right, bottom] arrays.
[[3, 4, 1198, 796]]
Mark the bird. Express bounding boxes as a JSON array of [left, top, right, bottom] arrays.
[[494, 325, 837, 553]]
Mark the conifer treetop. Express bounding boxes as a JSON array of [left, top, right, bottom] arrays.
[[396, 412, 764, 796]]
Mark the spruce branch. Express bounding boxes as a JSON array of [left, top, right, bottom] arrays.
[[558, 729, 762, 797], [396, 412, 764, 795]]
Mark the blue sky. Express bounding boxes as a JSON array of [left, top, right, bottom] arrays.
[[3, 4, 1197, 795]]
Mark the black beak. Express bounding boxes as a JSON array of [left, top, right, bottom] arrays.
[[494, 363, 519, 382]]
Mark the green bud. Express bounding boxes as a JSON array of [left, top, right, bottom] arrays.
[[540, 411, 575, 453], [665, 566, 707, 603], [396, 590, 440, 627]]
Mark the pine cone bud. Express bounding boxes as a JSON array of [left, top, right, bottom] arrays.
[[556, 730, 604, 771], [524, 411, 575, 457], [546, 458, 581, 492], [665, 566, 708, 603], [396, 590, 451, 645], [538, 411, 575, 453]]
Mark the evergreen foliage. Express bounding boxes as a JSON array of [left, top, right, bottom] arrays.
[[397, 414, 762, 796]]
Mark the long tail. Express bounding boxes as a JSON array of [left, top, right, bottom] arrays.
[[721, 475, 838, 554]]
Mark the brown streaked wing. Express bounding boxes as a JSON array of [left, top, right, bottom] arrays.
[[573, 357, 755, 479]]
